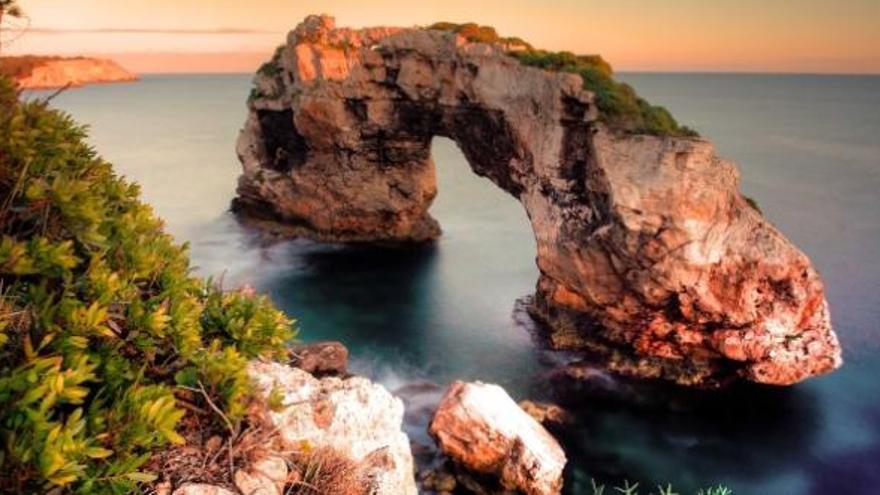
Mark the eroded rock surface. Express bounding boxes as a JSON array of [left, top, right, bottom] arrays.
[[429, 381, 567, 495], [247, 361, 418, 495], [290, 340, 349, 376], [235, 15, 841, 386]]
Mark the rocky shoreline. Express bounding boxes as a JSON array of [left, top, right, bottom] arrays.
[[156, 341, 569, 495], [0, 55, 137, 89]]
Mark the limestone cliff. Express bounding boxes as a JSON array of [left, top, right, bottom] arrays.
[[0, 56, 137, 89], [235, 15, 841, 386]]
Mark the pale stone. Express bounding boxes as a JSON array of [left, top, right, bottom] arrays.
[[246, 361, 417, 495], [233, 455, 288, 495], [171, 484, 235, 495]]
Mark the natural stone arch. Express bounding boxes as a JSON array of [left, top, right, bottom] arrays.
[[235, 15, 841, 386]]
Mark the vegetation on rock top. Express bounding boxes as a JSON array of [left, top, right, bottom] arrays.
[[0, 76, 297, 493], [427, 22, 698, 137]]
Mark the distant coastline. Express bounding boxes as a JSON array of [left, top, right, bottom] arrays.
[[0, 55, 138, 89]]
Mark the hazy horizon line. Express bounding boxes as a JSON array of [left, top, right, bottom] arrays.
[[133, 69, 880, 76], [27, 27, 283, 35], [6, 50, 878, 76]]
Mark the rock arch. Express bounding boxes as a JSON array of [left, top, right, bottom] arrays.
[[235, 15, 841, 386]]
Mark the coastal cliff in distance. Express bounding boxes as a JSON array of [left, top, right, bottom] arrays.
[[0, 55, 137, 89]]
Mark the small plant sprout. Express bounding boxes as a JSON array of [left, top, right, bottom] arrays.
[[698, 487, 734, 495], [657, 483, 680, 495], [615, 479, 640, 495]]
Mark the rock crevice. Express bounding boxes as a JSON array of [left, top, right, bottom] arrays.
[[235, 15, 841, 386]]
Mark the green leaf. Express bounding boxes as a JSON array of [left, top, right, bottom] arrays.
[[124, 472, 158, 483]]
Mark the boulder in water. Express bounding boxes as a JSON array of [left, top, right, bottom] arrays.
[[429, 381, 566, 495]]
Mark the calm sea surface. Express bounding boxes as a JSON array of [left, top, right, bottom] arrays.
[[41, 73, 880, 494]]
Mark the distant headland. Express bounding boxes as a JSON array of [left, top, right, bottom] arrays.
[[0, 55, 137, 89]]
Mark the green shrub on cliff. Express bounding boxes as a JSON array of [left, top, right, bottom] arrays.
[[428, 22, 533, 50], [512, 50, 697, 136], [428, 22, 697, 137], [0, 77, 297, 493]]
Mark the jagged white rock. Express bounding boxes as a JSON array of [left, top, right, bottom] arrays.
[[246, 361, 417, 495]]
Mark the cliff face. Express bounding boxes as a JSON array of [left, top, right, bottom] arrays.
[[0, 56, 137, 89], [235, 15, 842, 386]]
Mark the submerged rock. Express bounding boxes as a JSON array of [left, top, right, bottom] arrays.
[[246, 361, 418, 495], [235, 14, 841, 386], [518, 400, 572, 429], [290, 340, 349, 376], [429, 381, 566, 495]]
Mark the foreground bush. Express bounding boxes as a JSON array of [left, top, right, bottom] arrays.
[[428, 23, 697, 137], [0, 78, 296, 493]]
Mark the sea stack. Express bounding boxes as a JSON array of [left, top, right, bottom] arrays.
[[234, 15, 842, 387]]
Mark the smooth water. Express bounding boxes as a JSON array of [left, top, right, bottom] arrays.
[[42, 73, 880, 494]]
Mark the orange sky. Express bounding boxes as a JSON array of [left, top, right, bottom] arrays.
[[5, 0, 880, 74]]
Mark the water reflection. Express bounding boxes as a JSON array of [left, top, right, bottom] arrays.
[[556, 381, 821, 493], [257, 243, 440, 363]]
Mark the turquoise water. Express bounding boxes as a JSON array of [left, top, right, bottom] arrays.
[[41, 73, 880, 494]]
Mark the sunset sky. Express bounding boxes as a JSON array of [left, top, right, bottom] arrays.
[[4, 0, 880, 74]]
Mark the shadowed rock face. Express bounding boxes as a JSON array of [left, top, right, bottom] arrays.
[[235, 15, 842, 386]]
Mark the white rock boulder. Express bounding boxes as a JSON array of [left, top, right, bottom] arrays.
[[246, 361, 417, 495], [429, 381, 567, 495]]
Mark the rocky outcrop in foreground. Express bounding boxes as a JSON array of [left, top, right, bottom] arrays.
[[429, 381, 567, 495], [165, 361, 417, 495], [248, 361, 418, 494], [235, 15, 841, 386], [0, 56, 137, 89]]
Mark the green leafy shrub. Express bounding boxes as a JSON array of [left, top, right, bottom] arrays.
[[512, 50, 697, 137], [0, 77, 297, 493], [256, 45, 285, 78], [427, 22, 696, 137], [428, 22, 533, 50]]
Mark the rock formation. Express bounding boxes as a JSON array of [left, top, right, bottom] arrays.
[[0, 56, 137, 89], [247, 361, 418, 495], [518, 400, 572, 429], [429, 381, 567, 495], [235, 15, 842, 386], [162, 361, 417, 494]]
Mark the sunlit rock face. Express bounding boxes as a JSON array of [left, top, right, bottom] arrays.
[[7, 57, 137, 89], [429, 381, 567, 495], [235, 15, 841, 386]]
